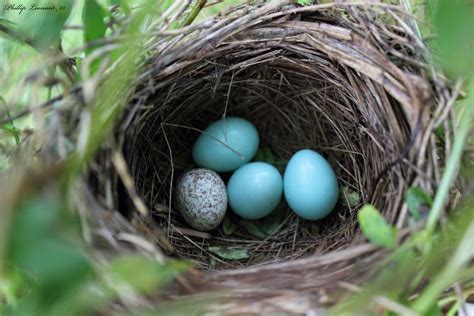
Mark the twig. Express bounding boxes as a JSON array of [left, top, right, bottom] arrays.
[[161, 124, 175, 238], [161, 122, 245, 159], [0, 86, 81, 126], [111, 151, 149, 216], [222, 71, 234, 120], [454, 283, 469, 316], [172, 225, 211, 239], [0, 24, 75, 83], [374, 296, 420, 316], [400, 0, 422, 39]]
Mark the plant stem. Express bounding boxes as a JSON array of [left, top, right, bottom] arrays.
[[181, 0, 207, 27], [400, 0, 422, 39], [412, 221, 474, 313], [426, 80, 473, 232]]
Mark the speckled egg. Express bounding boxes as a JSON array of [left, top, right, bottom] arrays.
[[284, 149, 339, 220], [176, 169, 227, 231], [193, 117, 260, 172]]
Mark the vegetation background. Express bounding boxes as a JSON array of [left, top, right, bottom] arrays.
[[0, 0, 472, 315]]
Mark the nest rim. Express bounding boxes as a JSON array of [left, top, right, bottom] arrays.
[[70, 12, 459, 312], [86, 2, 457, 273]]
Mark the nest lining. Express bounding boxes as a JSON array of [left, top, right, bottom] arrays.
[[98, 3, 452, 272]]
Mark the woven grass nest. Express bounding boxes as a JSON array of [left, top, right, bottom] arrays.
[[85, 1, 456, 313]]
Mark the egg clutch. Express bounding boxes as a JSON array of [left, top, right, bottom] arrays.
[[176, 117, 339, 231]]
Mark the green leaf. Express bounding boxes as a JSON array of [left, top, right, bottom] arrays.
[[434, 0, 474, 76], [411, 229, 433, 256], [254, 148, 265, 162], [119, 0, 131, 15], [240, 219, 267, 239], [108, 256, 189, 294], [426, 303, 442, 316], [2, 123, 20, 145], [82, 0, 109, 77], [209, 257, 217, 270], [7, 197, 92, 294], [208, 247, 250, 260], [83, 0, 107, 50], [222, 217, 237, 236], [66, 0, 153, 177], [17, 1, 73, 50], [261, 207, 285, 236], [254, 147, 276, 165], [0, 277, 19, 307], [263, 147, 275, 165], [357, 205, 397, 248], [75, 57, 83, 81], [14, 239, 92, 292], [434, 125, 447, 144], [341, 186, 360, 207], [406, 187, 433, 220]]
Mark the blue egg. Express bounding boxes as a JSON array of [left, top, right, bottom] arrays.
[[284, 149, 339, 220], [193, 117, 259, 172], [227, 162, 283, 220]]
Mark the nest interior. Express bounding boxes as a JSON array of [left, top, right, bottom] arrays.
[[92, 2, 453, 274]]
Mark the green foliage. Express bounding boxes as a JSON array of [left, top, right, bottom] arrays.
[[3, 195, 94, 315], [340, 186, 360, 207], [0, 267, 25, 308], [333, 198, 474, 315], [180, 0, 208, 27], [357, 205, 397, 248], [331, 246, 419, 315], [412, 205, 474, 313], [83, 0, 107, 74], [296, 0, 312, 5], [222, 216, 238, 235], [426, 304, 442, 316], [260, 206, 286, 236], [15, 0, 73, 51], [239, 206, 286, 238], [254, 147, 276, 165], [83, 0, 107, 48], [113, 0, 131, 15], [434, 0, 474, 76], [108, 256, 189, 294], [1, 122, 20, 145], [1, 0, 195, 314], [0, 16, 16, 26], [240, 219, 267, 239], [66, 0, 156, 179], [208, 246, 250, 260], [60, 1, 85, 57], [406, 186, 432, 220]]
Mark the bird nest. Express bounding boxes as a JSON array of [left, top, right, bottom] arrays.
[[85, 1, 456, 311]]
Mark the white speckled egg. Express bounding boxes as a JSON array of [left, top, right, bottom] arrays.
[[176, 169, 227, 231]]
